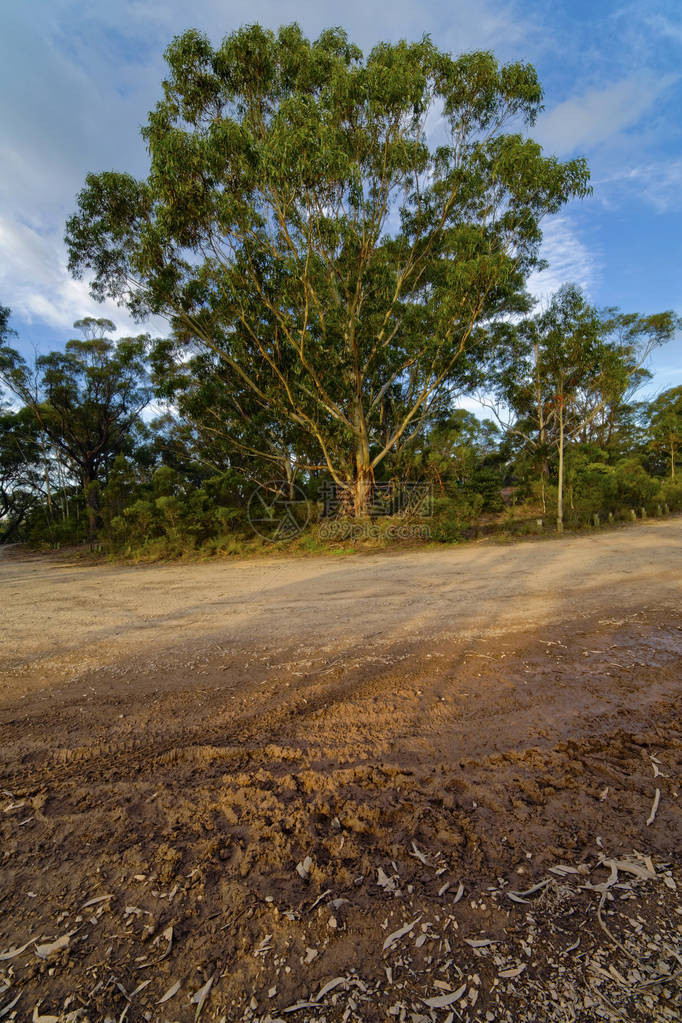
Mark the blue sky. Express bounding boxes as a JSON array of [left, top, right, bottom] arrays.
[[1, 0, 680, 398]]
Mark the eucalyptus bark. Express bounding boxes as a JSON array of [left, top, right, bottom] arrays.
[[556, 396, 564, 534]]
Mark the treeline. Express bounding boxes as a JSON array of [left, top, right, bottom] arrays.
[[1, 295, 680, 558], [1, 26, 681, 555]]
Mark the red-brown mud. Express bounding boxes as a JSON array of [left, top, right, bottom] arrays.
[[0, 524, 680, 1021]]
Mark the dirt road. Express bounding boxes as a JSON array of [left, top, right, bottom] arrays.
[[0, 521, 681, 1022], [3, 516, 682, 706]]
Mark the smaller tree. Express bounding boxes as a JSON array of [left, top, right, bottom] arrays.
[[648, 386, 682, 480], [0, 316, 151, 540], [0, 407, 45, 541], [484, 287, 679, 531]]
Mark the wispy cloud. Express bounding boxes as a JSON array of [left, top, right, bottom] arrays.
[[527, 216, 599, 304], [609, 3, 682, 63], [643, 12, 682, 45], [0, 214, 165, 337], [597, 158, 682, 213], [0, 0, 536, 355], [534, 75, 677, 157]]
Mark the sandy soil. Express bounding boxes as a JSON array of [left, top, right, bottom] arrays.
[[0, 521, 681, 1022]]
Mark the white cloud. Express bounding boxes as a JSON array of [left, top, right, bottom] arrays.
[[644, 13, 682, 46], [0, 214, 165, 337], [0, 0, 535, 353], [534, 75, 676, 156], [527, 216, 598, 304], [597, 158, 682, 213], [616, 5, 682, 54]]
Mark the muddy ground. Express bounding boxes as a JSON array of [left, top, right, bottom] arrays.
[[0, 521, 681, 1022]]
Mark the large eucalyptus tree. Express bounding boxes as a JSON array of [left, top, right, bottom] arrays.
[[66, 23, 590, 513]]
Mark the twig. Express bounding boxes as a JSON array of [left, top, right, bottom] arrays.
[[589, 984, 629, 1022], [596, 894, 641, 967]]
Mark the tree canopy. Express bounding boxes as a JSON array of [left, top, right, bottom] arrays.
[[482, 285, 679, 528], [66, 23, 591, 513], [648, 385, 682, 480], [0, 317, 151, 537]]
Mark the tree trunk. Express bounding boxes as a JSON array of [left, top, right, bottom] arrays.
[[556, 398, 564, 534], [83, 474, 100, 545], [540, 464, 547, 514], [284, 453, 295, 501], [353, 464, 372, 517], [535, 341, 547, 515], [352, 414, 372, 517], [38, 431, 54, 522]]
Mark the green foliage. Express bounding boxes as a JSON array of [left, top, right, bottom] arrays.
[[658, 478, 682, 512], [0, 406, 44, 541], [107, 479, 245, 558], [648, 385, 682, 479], [560, 452, 660, 525], [66, 23, 590, 513], [2, 24, 681, 555], [431, 492, 485, 542], [488, 284, 679, 529], [0, 316, 152, 540]]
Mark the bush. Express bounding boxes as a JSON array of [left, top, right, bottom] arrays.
[[430, 493, 484, 542], [657, 479, 682, 512]]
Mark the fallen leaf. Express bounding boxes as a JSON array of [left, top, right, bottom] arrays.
[[646, 789, 661, 827], [377, 867, 397, 892], [296, 856, 313, 879], [190, 976, 213, 1021], [423, 984, 467, 1008], [0, 938, 35, 961], [499, 964, 526, 979], [254, 934, 273, 957], [309, 889, 332, 911], [129, 979, 151, 998], [82, 894, 113, 909], [508, 879, 550, 901], [603, 858, 656, 882], [410, 842, 429, 865], [315, 977, 346, 1001], [35, 934, 71, 959], [383, 917, 421, 951], [32, 1007, 59, 1023], [157, 980, 180, 1005], [149, 925, 174, 965], [0, 993, 22, 1019]]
